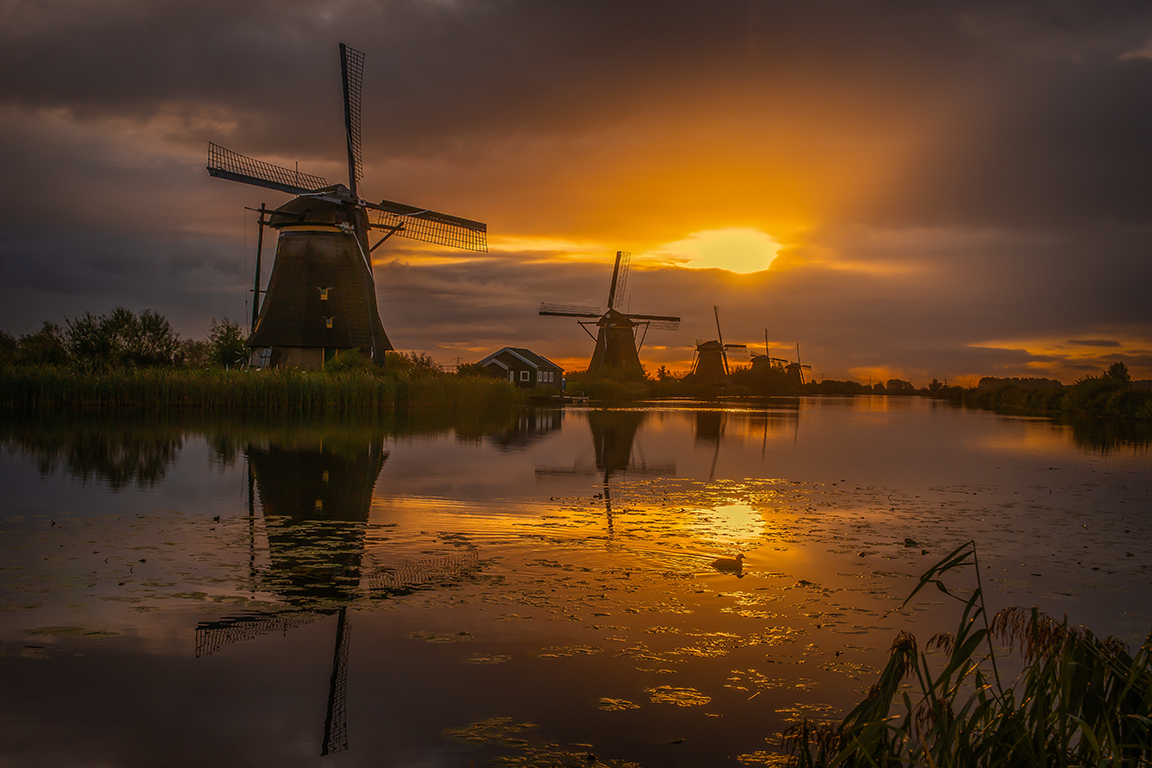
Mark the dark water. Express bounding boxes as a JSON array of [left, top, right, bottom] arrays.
[[0, 398, 1149, 767]]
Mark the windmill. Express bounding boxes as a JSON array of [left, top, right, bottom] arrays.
[[784, 342, 812, 387], [689, 306, 747, 382], [207, 43, 487, 369], [750, 328, 790, 374], [539, 251, 680, 379]]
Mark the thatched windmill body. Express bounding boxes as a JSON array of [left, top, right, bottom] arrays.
[[690, 306, 747, 383], [539, 251, 680, 378], [207, 44, 487, 369]]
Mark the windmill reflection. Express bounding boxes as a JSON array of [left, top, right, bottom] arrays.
[[196, 430, 477, 756], [535, 410, 674, 530]]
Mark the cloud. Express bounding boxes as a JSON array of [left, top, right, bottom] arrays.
[[1, 0, 1150, 381]]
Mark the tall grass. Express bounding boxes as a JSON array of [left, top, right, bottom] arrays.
[[784, 541, 1152, 767], [0, 366, 521, 414]]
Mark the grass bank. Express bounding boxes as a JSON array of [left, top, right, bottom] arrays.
[[0, 366, 523, 414]]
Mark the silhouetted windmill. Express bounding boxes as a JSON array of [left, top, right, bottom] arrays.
[[750, 328, 790, 373], [690, 306, 747, 382], [785, 342, 812, 387], [539, 251, 680, 378], [207, 43, 487, 369]]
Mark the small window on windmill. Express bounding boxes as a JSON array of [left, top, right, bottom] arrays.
[[325, 316, 334, 329], [319, 287, 330, 301]]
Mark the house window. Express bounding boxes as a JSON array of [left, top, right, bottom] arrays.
[[319, 287, 330, 301], [325, 317, 334, 329], [520, 370, 530, 382], [509, 370, 515, 382]]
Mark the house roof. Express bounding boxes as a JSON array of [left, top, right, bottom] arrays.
[[478, 346, 562, 371]]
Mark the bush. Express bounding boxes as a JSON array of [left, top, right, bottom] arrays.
[[208, 317, 247, 368]]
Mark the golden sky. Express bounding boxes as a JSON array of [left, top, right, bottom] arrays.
[[1, 1, 1150, 382]]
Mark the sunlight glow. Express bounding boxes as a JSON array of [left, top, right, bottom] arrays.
[[656, 229, 781, 274]]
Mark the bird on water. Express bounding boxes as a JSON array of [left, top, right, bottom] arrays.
[[711, 553, 745, 572]]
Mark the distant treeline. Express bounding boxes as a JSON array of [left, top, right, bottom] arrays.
[[801, 362, 1152, 420], [926, 364, 1152, 420], [0, 308, 520, 413]]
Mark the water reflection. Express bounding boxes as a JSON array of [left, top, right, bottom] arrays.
[[2, 401, 1151, 766], [537, 410, 675, 526], [197, 426, 479, 755]]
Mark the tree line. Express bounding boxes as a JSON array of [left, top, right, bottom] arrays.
[[0, 308, 247, 370]]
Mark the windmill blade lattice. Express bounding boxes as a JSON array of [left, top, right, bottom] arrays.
[[612, 251, 631, 309], [539, 302, 602, 318], [340, 43, 365, 193], [207, 143, 328, 196], [370, 203, 487, 252]]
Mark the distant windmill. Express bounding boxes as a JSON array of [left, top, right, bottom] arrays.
[[207, 43, 487, 369], [750, 328, 789, 373], [784, 342, 812, 387], [690, 306, 747, 382], [539, 251, 680, 378]]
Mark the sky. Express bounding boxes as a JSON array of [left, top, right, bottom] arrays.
[[1, 0, 1150, 384]]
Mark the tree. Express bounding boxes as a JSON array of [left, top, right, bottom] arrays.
[[19, 322, 69, 365], [0, 330, 17, 368], [208, 317, 247, 368], [65, 307, 180, 367], [1105, 361, 1130, 384]]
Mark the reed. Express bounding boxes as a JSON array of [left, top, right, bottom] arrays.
[[0, 366, 521, 414], [783, 541, 1152, 767]]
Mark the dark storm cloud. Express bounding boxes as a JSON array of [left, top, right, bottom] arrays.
[[1, 0, 1150, 378], [1069, 339, 1122, 347]]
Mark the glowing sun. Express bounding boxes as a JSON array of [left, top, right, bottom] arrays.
[[658, 228, 781, 274]]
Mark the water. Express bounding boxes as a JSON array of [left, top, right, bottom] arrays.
[[1, 398, 1149, 767]]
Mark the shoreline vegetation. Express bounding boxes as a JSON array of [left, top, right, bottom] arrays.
[[1, 308, 1149, 420], [783, 542, 1152, 766], [564, 362, 1152, 422]]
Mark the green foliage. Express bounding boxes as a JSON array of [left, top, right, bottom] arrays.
[[324, 348, 374, 373], [208, 317, 247, 368], [0, 330, 16, 368], [0, 365, 521, 414], [565, 368, 653, 402], [65, 307, 180, 367], [178, 339, 211, 368], [1107, 361, 1132, 384], [783, 541, 1152, 767], [18, 322, 69, 366], [385, 351, 442, 379], [456, 362, 494, 377]]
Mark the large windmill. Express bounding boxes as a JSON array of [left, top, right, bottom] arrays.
[[207, 43, 487, 369], [689, 306, 747, 382], [539, 251, 680, 379]]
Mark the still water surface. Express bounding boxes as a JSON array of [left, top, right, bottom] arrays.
[[1, 398, 1149, 767]]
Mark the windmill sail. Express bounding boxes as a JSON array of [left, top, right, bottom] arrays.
[[207, 143, 328, 196], [340, 43, 365, 196], [539, 302, 602, 318], [369, 201, 487, 252]]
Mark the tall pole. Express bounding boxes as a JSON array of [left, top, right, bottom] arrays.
[[251, 204, 267, 333]]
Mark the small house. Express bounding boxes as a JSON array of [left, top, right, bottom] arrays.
[[477, 347, 563, 389]]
